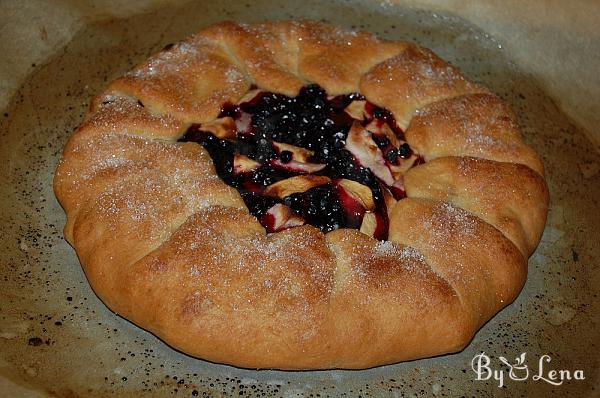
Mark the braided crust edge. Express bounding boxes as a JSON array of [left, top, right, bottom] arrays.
[[53, 20, 548, 369]]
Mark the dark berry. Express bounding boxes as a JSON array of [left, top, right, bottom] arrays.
[[286, 185, 343, 232], [251, 165, 279, 186], [255, 139, 276, 162], [219, 103, 240, 118], [399, 143, 412, 158], [236, 136, 256, 157], [385, 148, 399, 164], [279, 150, 293, 163], [372, 107, 386, 119], [372, 135, 390, 149], [301, 84, 326, 99], [253, 115, 275, 138], [332, 131, 347, 149], [242, 192, 279, 217]]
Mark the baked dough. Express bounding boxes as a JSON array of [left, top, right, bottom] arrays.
[[53, 20, 548, 369]]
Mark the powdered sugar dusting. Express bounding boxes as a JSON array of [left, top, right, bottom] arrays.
[[172, 215, 334, 327], [413, 94, 523, 159], [375, 240, 426, 263], [225, 67, 244, 84], [438, 202, 476, 235], [368, 47, 467, 93], [87, 95, 182, 136], [57, 132, 245, 249], [120, 33, 249, 120], [126, 40, 202, 79]]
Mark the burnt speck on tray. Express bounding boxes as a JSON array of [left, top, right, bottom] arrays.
[[179, 84, 423, 238], [28, 337, 43, 346], [572, 248, 579, 262]]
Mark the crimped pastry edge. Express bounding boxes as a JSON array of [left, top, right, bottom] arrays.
[[53, 20, 547, 369]]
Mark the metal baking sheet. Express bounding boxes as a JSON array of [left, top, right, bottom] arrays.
[[1, 0, 599, 396]]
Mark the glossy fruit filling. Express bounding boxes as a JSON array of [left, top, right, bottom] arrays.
[[178, 84, 423, 239]]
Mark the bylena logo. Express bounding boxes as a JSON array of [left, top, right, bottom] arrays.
[[471, 352, 585, 388]]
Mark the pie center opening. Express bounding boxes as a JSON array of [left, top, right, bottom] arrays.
[[178, 84, 423, 240]]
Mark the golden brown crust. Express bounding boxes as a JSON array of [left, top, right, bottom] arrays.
[[295, 21, 408, 95], [360, 45, 487, 129], [54, 133, 244, 244], [53, 20, 548, 369], [121, 211, 338, 369], [324, 230, 472, 367], [404, 157, 549, 256], [405, 93, 545, 176], [388, 198, 527, 329], [65, 94, 186, 151], [201, 21, 306, 96], [108, 34, 250, 124]]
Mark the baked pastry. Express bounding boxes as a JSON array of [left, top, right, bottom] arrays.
[[53, 20, 549, 369]]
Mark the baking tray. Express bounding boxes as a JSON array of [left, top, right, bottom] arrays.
[[1, 0, 599, 396]]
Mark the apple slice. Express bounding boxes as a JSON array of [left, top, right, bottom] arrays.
[[238, 88, 262, 104], [264, 175, 331, 199], [360, 212, 388, 240], [388, 153, 419, 180], [270, 159, 326, 174], [335, 179, 375, 210], [344, 100, 367, 120], [235, 90, 262, 136], [272, 141, 314, 163], [271, 141, 326, 173], [381, 186, 397, 216], [334, 179, 374, 228], [233, 153, 260, 174], [261, 203, 305, 233], [345, 122, 394, 185], [360, 212, 377, 237], [200, 116, 236, 139], [235, 111, 252, 135]]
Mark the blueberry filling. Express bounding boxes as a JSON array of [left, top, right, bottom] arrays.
[[399, 143, 412, 158], [279, 150, 293, 163], [178, 84, 423, 239]]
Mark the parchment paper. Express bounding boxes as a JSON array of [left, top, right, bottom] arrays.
[[2, 0, 599, 147]]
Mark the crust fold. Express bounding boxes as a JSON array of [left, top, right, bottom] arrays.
[[360, 45, 486, 129], [107, 34, 250, 124], [388, 198, 527, 329], [404, 157, 549, 256], [405, 93, 545, 176]]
